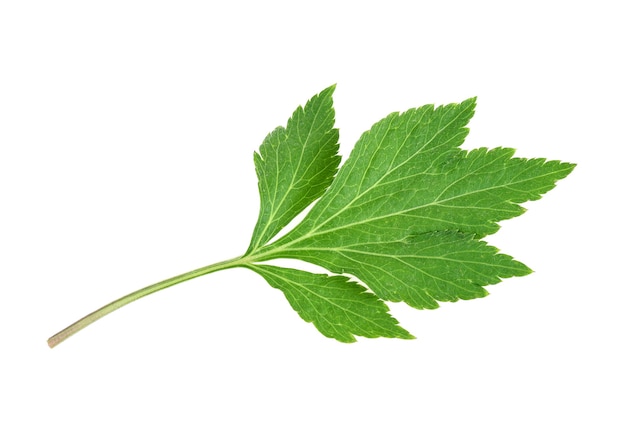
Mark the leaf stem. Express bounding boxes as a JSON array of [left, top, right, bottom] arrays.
[[47, 256, 247, 348]]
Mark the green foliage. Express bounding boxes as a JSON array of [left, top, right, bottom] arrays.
[[248, 264, 413, 342], [247, 86, 340, 253], [245, 86, 573, 340], [48, 85, 575, 347]]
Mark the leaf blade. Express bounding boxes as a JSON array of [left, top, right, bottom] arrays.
[[248, 264, 414, 342], [258, 99, 574, 309], [247, 85, 340, 253]]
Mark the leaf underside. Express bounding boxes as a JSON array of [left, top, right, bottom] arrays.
[[246, 86, 575, 342]]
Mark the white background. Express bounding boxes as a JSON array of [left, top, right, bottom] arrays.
[[1, 1, 624, 434]]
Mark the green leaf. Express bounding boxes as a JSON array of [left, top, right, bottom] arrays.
[[248, 264, 413, 342], [48, 86, 576, 348], [256, 98, 575, 310], [246, 85, 340, 253]]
